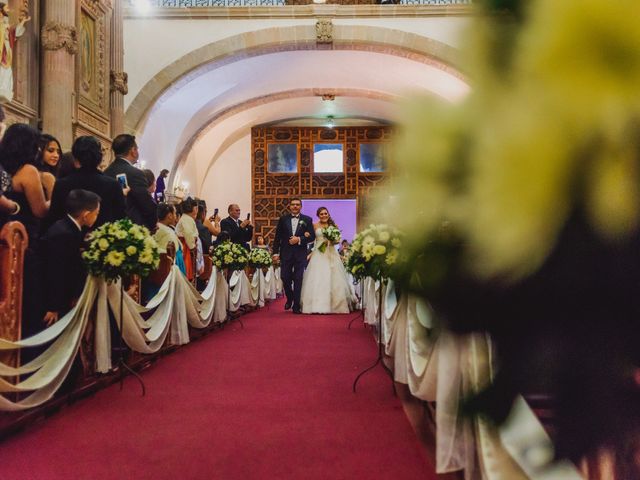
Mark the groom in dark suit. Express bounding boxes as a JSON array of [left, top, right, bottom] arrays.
[[272, 198, 315, 314]]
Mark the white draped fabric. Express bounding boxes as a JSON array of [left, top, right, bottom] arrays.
[[0, 265, 231, 411], [265, 266, 277, 301], [363, 276, 583, 480], [214, 270, 229, 323], [228, 270, 253, 312], [274, 267, 283, 295], [250, 269, 268, 307]]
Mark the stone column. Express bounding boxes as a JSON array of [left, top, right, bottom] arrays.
[[40, 0, 77, 150], [110, 0, 127, 138]]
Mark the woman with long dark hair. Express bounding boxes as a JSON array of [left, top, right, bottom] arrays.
[[0, 123, 50, 236], [0, 123, 49, 336], [300, 206, 356, 314], [34, 134, 61, 200]]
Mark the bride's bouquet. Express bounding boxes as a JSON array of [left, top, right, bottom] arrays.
[[318, 225, 341, 253]]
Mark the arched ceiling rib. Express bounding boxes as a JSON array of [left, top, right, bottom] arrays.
[[136, 48, 470, 185]]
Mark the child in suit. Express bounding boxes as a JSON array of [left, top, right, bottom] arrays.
[[42, 189, 100, 325]]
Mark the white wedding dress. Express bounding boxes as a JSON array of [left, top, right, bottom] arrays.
[[301, 227, 357, 314]]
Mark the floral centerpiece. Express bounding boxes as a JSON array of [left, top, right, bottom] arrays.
[[318, 225, 341, 253], [212, 241, 249, 272], [82, 219, 159, 283], [346, 224, 405, 280], [248, 248, 272, 269]]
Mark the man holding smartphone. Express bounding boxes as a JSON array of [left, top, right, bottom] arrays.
[[220, 203, 253, 251]]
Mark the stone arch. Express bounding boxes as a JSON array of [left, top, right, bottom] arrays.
[[125, 24, 464, 133]]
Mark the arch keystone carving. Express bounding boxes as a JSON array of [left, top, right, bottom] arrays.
[[316, 19, 333, 44]]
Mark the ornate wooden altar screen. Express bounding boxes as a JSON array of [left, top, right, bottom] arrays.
[[251, 126, 392, 242]]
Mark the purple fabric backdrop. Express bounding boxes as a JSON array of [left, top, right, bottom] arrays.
[[301, 199, 357, 244]]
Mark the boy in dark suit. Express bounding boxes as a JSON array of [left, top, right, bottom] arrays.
[[42, 189, 101, 326]]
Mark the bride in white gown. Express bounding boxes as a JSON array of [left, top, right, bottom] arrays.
[[301, 207, 356, 314]]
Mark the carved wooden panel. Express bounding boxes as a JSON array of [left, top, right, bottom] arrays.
[[252, 126, 392, 241], [76, 0, 111, 135], [0, 221, 28, 370]]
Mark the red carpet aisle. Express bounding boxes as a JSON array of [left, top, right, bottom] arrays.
[[0, 300, 435, 479]]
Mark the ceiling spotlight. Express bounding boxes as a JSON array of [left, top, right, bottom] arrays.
[[326, 116, 335, 128]]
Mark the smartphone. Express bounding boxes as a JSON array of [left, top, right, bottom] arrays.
[[246, 213, 251, 220], [116, 173, 128, 189], [213, 208, 219, 217]]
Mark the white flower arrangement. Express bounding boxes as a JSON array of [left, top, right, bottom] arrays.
[[318, 225, 341, 253], [248, 248, 272, 268], [212, 241, 249, 271], [83, 218, 160, 283], [347, 224, 405, 280]]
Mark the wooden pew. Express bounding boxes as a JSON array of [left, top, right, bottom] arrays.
[[199, 255, 213, 284], [147, 242, 176, 287]]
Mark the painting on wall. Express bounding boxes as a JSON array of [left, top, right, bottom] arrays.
[[267, 143, 298, 173], [359, 143, 387, 173], [80, 11, 96, 99]]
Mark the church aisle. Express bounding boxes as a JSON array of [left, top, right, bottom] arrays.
[[0, 300, 435, 479]]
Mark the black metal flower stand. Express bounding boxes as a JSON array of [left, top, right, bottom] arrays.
[[352, 277, 396, 395], [348, 277, 365, 330]]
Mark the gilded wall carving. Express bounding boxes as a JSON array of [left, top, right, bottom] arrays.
[[76, 0, 111, 136], [78, 1, 109, 113], [252, 126, 391, 241]]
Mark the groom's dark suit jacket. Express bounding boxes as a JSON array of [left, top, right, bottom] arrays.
[[272, 213, 315, 261]]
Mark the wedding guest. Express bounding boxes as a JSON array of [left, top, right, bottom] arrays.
[[104, 134, 156, 228], [103, 134, 147, 188], [0, 163, 19, 224], [46, 136, 125, 231], [42, 189, 100, 325], [34, 134, 61, 200], [196, 200, 221, 255], [155, 168, 169, 202], [176, 197, 199, 281], [338, 239, 350, 258], [0, 123, 49, 335], [254, 234, 271, 253], [0, 124, 50, 234], [36, 134, 62, 176], [154, 202, 186, 275], [57, 151, 80, 179], [125, 167, 157, 231], [220, 203, 253, 251]]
